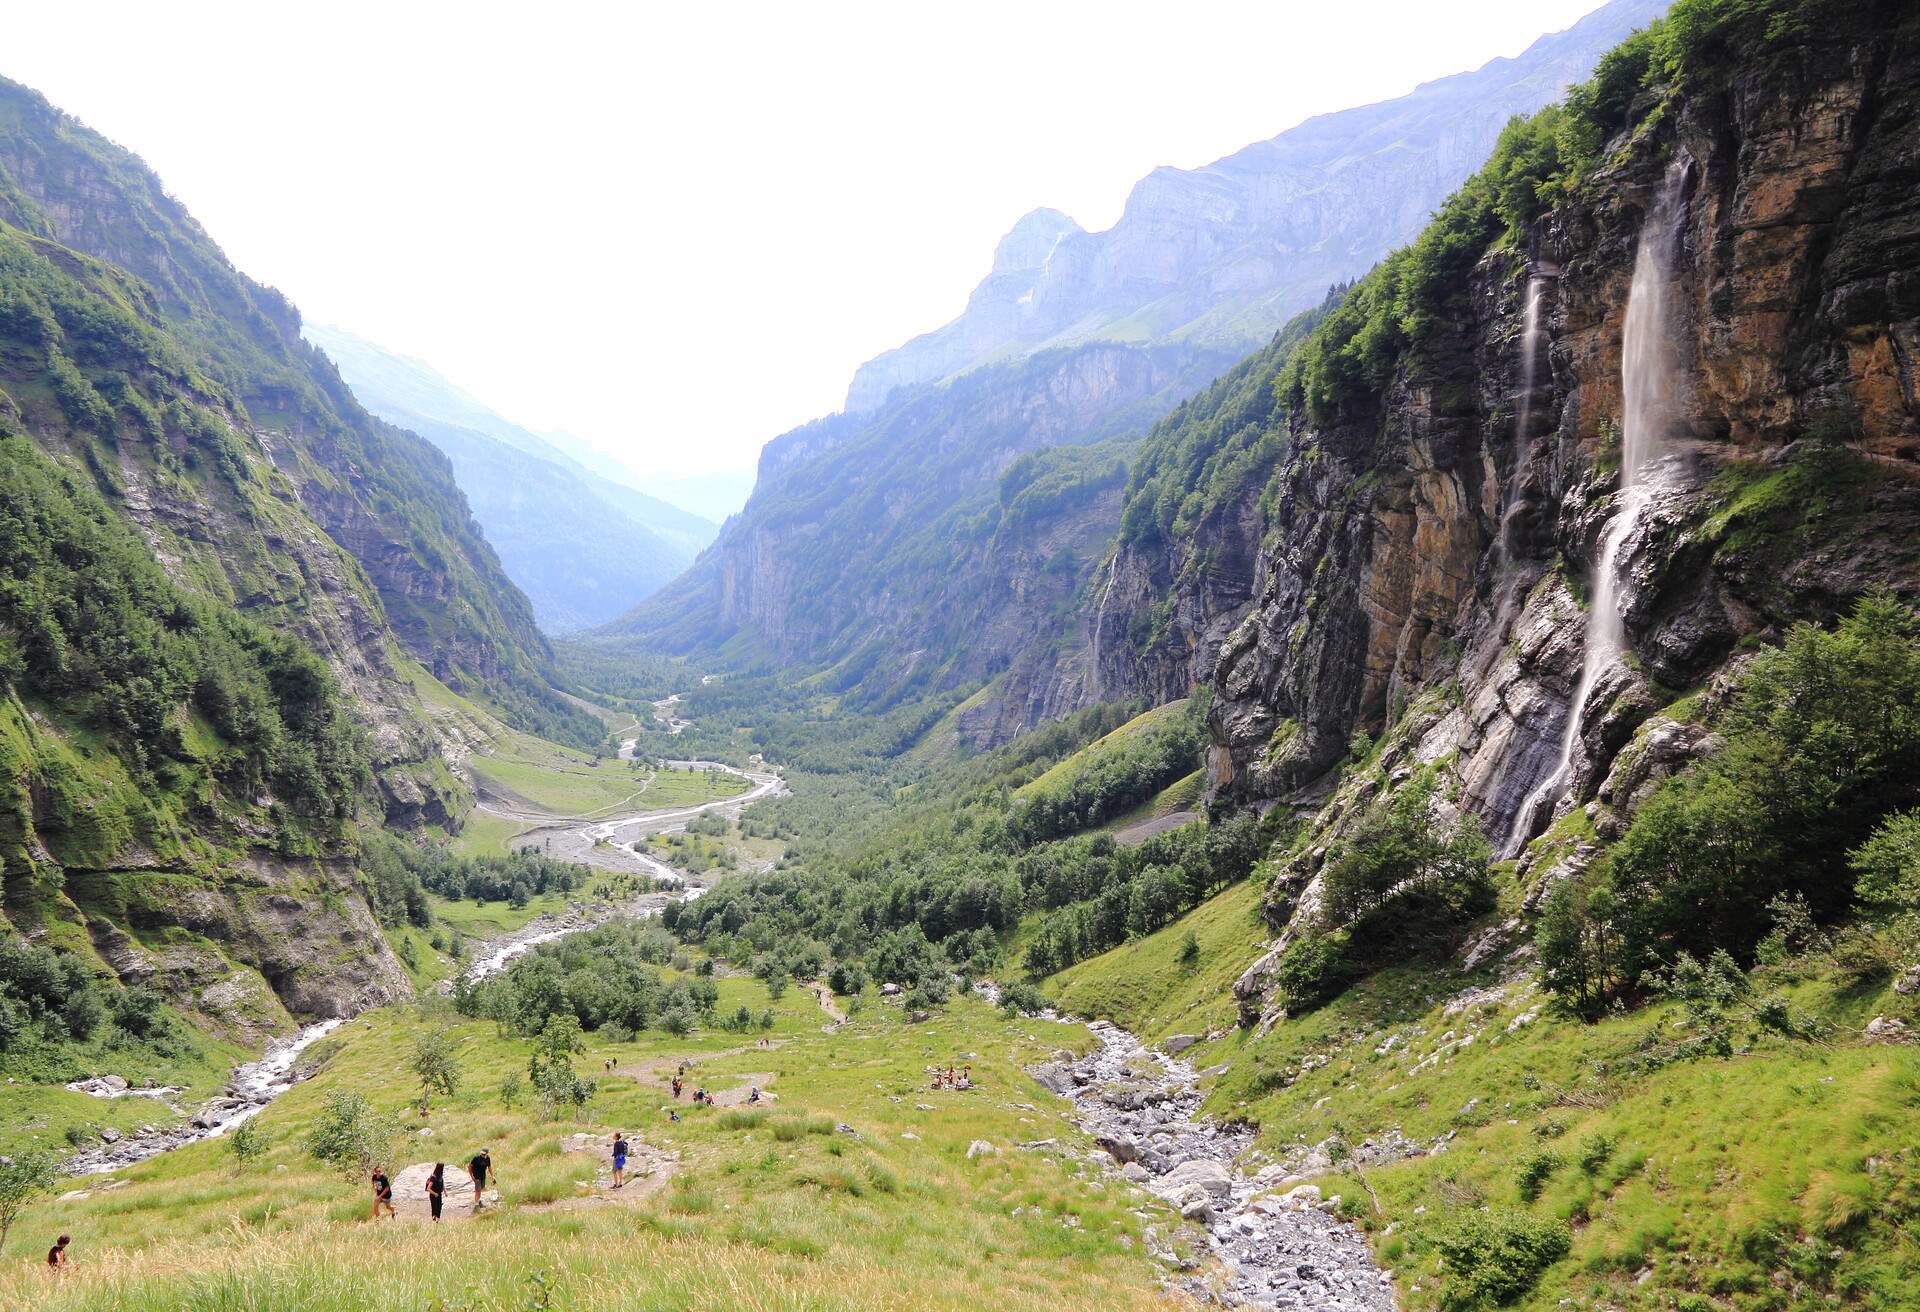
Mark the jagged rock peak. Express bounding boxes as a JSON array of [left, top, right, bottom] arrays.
[[991, 207, 1082, 275]]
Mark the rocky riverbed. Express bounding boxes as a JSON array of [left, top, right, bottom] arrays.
[[1032, 1020, 1395, 1310], [63, 1018, 346, 1175]]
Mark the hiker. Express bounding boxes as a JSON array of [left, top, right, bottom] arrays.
[[604, 1058, 615, 1072], [469, 1148, 493, 1209], [611, 1132, 629, 1189], [672, 1076, 683, 1099], [371, 1166, 396, 1220], [747, 1086, 761, 1104], [427, 1163, 446, 1222], [46, 1235, 70, 1271]]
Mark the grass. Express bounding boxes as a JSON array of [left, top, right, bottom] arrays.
[[1043, 869, 1920, 1311], [0, 987, 1190, 1312], [427, 891, 577, 941], [1096, 768, 1206, 837], [447, 808, 527, 859], [1014, 699, 1189, 803], [1046, 877, 1265, 1042]]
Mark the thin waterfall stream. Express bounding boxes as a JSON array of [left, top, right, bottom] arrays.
[[1509, 161, 1688, 856]]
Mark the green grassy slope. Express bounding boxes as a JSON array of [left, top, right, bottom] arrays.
[[0, 988, 1188, 1312]]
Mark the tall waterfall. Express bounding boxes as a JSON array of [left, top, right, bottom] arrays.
[[1508, 162, 1687, 857]]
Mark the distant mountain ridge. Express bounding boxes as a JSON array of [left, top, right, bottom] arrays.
[[845, 0, 1668, 412], [305, 325, 716, 634]]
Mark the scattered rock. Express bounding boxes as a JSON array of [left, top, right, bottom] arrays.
[[1894, 966, 1920, 996], [1032, 1019, 1391, 1309], [1162, 1034, 1201, 1055], [1865, 1016, 1912, 1044], [966, 1139, 997, 1160]]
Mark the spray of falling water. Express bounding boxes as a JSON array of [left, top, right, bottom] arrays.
[[1507, 162, 1687, 857]]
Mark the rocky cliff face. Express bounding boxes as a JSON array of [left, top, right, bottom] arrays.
[[1210, 4, 1920, 1015], [845, 0, 1667, 413], [601, 342, 1233, 710]]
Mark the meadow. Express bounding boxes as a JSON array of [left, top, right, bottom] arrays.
[[0, 984, 1192, 1312]]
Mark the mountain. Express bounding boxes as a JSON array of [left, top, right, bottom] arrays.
[[304, 325, 716, 634], [845, 0, 1669, 413], [0, 74, 591, 1029], [602, 0, 1669, 724], [596, 342, 1237, 701], [1078, 0, 1920, 1022]]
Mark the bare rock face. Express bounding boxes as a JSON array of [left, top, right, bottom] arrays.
[[1211, 11, 1920, 1013]]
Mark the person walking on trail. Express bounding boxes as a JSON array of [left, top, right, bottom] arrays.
[[611, 1132, 629, 1189], [371, 1167, 396, 1220], [672, 1076, 683, 1099], [46, 1235, 70, 1271], [427, 1163, 447, 1222], [469, 1148, 494, 1209]]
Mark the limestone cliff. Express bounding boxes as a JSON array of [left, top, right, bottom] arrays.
[[599, 342, 1233, 708], [1199, 0, 1920, 1016]]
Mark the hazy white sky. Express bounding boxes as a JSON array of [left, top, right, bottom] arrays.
[[8, 1, 1606, 485]]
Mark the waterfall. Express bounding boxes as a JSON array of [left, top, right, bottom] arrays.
[[1514, 276, 1546, 451], [1507, 161, 1687, 857], [1088, 551, 1122, 692]]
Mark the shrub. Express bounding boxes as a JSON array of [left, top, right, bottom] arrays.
[[1272, 933, 1353, 1011], [1543, 593, 1920, 1006], [997, 980, 1048, 1017], [1515, 1148, 1563, 1202], [227, 1120, 268, 1170], [1432, 1208, 1573, 1309], [305, 1091, 399, 1181]]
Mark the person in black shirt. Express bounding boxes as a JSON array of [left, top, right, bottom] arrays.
[[427, 1162, 446, 1222], [468, 1148, 493, 1209], [370, 1167, 395, 1220]]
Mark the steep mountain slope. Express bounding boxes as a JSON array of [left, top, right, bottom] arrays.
[[0, 77, 597, 752], [1084, 0, 1920, 1011], [0, 75, 602, 1029], [607, 0, 1672, 734], [598, 342, 1233, 706], [845, 0, 1667, 413], [305, 325, 715, 634]]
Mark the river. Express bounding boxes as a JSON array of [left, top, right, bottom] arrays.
[[63, 718, 783, 1176]]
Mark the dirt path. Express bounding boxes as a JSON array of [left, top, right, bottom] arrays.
[[534, 1133, 680, 1212], [806, 981, 847, 1027], [613, 1041, 786, 1088], [389, 1162, 495, 1222], [1111, 809, 1198, 848]]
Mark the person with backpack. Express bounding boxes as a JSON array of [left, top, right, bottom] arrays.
[[46, 1235, 70, 1271], [611, 1132, 629, 1189], [468, 1147, 494, 1209]]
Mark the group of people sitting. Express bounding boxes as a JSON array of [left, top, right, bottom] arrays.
[[929, 1063, 974, 1091], [367, 1147, 495, 1222]]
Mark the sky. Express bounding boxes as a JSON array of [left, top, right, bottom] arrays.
[[7, 0, 1609, 498]]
